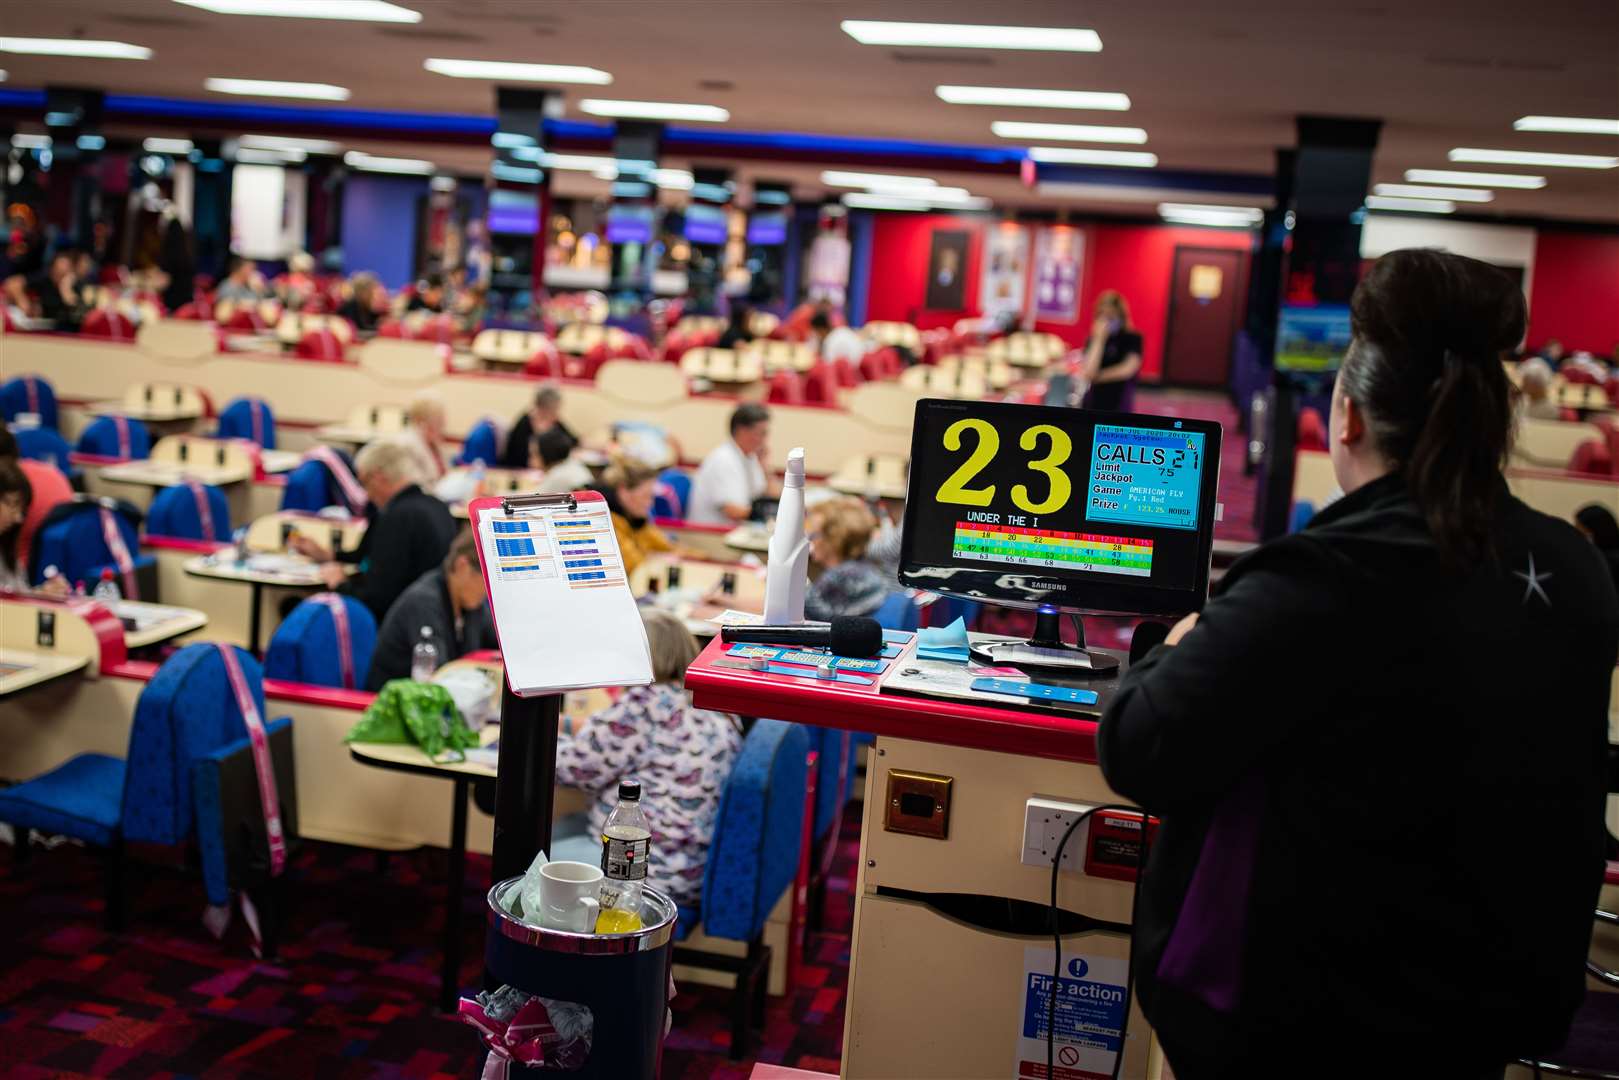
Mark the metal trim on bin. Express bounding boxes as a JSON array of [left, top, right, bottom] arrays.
[[486, 878, 679, 955]]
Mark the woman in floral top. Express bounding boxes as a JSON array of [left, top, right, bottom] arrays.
[[550, 608, 742, 906]]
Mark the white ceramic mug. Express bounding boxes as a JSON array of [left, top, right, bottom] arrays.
[[539, 860, 602, 933]]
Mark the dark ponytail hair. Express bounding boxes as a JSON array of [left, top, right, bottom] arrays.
[[0, 458, 33, 575], [1336, 248, 1523, 571]]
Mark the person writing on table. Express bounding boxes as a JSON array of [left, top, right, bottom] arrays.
[[1099, 249, 1619, 1078], [365, 529, 496, 689], [290, 436, 457, 624], [1079, 289, 1142, 413], [594, 456, 676, 577], [688, 403, 778, 526]]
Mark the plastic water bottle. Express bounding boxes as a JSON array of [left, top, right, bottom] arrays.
[[411, 625, 439, 681], [595, 779, 650, 933], [92, 568, 121, 604]]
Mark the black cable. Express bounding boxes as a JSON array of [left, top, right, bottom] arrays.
[[1047, 803, 1149, 1080]]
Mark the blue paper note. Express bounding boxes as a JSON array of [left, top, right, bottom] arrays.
[[916, 616, 971, 663]]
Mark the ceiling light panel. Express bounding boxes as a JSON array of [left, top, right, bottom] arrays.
[[1448, 147, 1617, 169], [174, 0, 421, 21], [936, 86, 1129, 110], [239, 134, 342, 154], [1403, 169, 1546, 189], [1372, 183, 1493, 202], [820, 170, 937, 191], [1365, 195, 1456, 213], [0, 37, 152, 59], [343, 151, 434, 174], [425, 58, 612, 84], [1028, 147, 1158, 167], [991, 121, 1147, 144], [578, 99, 728, 122], [841, 20, 1101, 52], [1512, 116, 1619, 136], [143, 137, 194, 154], [205, 77, 350, 100]]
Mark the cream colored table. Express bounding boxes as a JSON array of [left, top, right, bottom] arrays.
[[258, 449, 303, 474], [97, 460, 253, 489], [633, 554, 767, 637], [723, 522, 771, 554], [182, 552, 337, 654], [0, 647, 89, 697], [826, 454, 910, 501], [1550, 382, 1612, 412], [109, 600, 208, 649]]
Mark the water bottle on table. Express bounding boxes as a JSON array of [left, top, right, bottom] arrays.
[[92, 569, 121, 604], [596, 779, 650, 933], [411, 625, 439, 681]]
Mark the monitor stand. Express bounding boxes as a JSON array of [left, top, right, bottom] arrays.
[[969, 605, 1120, 676]]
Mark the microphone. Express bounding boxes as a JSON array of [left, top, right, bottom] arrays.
[[1129, 620, 1171, 665], [720, 616, 884, 658]]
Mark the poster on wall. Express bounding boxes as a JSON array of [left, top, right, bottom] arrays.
[[979, 225, 1030, 324], [1034, 226, 1085, 322], [925, 229, 970, 310]]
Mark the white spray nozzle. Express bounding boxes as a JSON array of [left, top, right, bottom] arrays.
[[784, 447, 806, 486]]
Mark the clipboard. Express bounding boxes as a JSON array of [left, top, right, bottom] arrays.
[[467, 491, 653, 697]]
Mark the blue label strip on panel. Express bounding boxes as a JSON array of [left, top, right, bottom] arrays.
[[759, 662, 872, 686], [724, 643, 887, 672]]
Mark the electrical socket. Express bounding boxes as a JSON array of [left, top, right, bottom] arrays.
[[1021, 796, 1095, 873]]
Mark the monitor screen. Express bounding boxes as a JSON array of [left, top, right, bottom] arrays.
[[746, 211, 788, 246], [898, 399, 1222, 617], [606, 204, 655, 244], [683, 203, 729, 246], [1275, 303, 1352, 373]]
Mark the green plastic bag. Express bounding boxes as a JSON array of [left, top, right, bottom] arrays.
[[345, 679, 479, 760]]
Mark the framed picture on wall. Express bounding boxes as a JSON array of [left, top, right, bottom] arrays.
[[1034, 226, 1085, 322], [925, 229, 970, 310]]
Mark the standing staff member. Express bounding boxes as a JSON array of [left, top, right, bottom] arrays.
[[1079, 290, 1143, 412], [1100, 249, 1618, 1078]]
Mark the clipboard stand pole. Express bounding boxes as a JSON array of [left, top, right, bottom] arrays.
[[491, 681, 562, 884]]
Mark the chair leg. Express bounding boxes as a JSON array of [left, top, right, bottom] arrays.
[[12, 828, 31, 867], [104, 837, 128, 932], [726, 937, 770, 1060], [374, 850, 389, 875], [751, 940, 771, 1022]]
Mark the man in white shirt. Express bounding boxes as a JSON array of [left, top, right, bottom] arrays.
[[688, 403, 773, 525]]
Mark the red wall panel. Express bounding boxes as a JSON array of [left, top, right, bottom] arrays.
[[864, 213, 985, 331], [1527, 232, 1619, 356]]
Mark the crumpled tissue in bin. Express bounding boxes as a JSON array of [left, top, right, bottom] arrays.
[[499, 849, 549, 924], [460, 985, 594, 1076]]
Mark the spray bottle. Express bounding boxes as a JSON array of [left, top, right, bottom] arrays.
[[763, 447, 810, 624]]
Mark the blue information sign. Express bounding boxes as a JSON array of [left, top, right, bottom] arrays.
[[1086, 424, 1206, 533]]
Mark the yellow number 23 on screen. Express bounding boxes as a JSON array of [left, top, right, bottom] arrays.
[[935, 419, 1074, 515]]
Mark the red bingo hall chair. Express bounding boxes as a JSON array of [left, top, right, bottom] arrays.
[[264, 593, 376, 691], [216, 396, 277, 449], [1, 374, 60, 430], [766, 370, 804, 406], [0, 644, 296, 938], [76, 415, 153, 461], [81, 307, 137, 341], [147, 481, 232, 543], [672, 719, 809, 1058], [455, 418, 504, 467], [295, 326, 346, 362], [802, 363, 840, 406], [29, 495, 155, 597]]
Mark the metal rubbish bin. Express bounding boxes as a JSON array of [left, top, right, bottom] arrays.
[[484, 877, 677, 1079]]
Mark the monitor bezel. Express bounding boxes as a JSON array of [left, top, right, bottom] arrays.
[[897, 398, 1224, 618]]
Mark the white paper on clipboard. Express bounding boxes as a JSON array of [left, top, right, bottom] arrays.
[[475, 493, 653, 695]]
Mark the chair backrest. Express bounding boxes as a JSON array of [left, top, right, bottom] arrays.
[[29, 499, 151, 593], [802, 363, 838, 406], [766, 371, 803, 406], [264, 593, 377, 690], [279, 450, 360, 513], [82, 307, 136, 341], [0, 374, 59, 429], [295, 327, 345, 362], [147, 481, 232, 542], [1568, 438, 1614, 477], [13, 427, 74, 473], [652, 469, 692, 520], [873, 591, 921, 632], [122, 644, 262, 846], [807, 726, 852, 843], [1296, 407, 1328, 453], [700, 718, 809, 939], [76, 415, 152, 460], [217, 397, 277, 449], [456, 418, 503, 466]]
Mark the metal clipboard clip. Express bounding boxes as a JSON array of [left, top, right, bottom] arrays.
[[500, 492, 579, 516]]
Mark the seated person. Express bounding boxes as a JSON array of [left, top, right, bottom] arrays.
[[277, 251, 318, 308], [0, 427, 72, 577], [31, 251, 86, 331], [336, 272, 383, 332], [365, 529, 496, 689], [291, 436, 457, 623], [1537, 338, 1565, 366], [1516, 357, 1562, 420], [532, 426, 593, 495], [404, 391, 450, 483], [501, 384, 577, 469], [805, 496, 891, 620], [215, 254, 263, 304], [594, 456, 674, 576], [716, 303, 755, 350], [550, 608, 743, 906], [688, 403, 775, 526], [406, 272, 446, 314], [0, 459, 35, 591]]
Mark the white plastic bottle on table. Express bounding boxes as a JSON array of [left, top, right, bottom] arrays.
[[763, 447, 809, 624], [411, 625, 439, 681], [596, 779, 651, 933], [92, 568, 121, 603]]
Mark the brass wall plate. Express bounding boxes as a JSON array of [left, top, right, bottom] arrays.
[[883, 770, 952, 840]]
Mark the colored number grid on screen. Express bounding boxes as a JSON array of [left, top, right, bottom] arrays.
[[495, 537, 537, 558], [953, 523, 1152, 577]]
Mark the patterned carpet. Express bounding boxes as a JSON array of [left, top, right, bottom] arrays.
[[0, 811, 863, 1078]]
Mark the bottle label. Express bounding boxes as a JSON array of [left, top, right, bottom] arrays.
[[601, 834, 650, 881]]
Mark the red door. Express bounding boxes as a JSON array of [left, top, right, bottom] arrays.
[[1163, 246, 1247, 387]]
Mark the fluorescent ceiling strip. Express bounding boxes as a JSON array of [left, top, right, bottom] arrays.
[[205, 77, 350, 100], [0, 37, 151, 59], [1029, 146, 1158, 167], [992, 120, 1146, 144], [425, 58, 611, 84], [1404, 168, 1545, 189], [343, 150, 434, 174], [1512, 116, 1619, 136], [239, 133, 341, 154], [174, 0, 421, 21], [1372, 183, 1493, 202], [841, 20, 1101, 52], [820, 169, 937, 190], [1365, 195, 1456, 213], [936, 85, 1128, 110], [143, 137, 194, 154], [579, 99, 728, 122], [1449, 147, 1616, 169]]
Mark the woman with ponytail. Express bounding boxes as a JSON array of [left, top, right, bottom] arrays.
[[1099, 249, 1619, 1078]]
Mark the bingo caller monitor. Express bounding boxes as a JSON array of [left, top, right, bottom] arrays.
[[898, 399, 1222, 622]]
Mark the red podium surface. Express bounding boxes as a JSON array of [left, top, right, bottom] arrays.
[[684, 633, 1103, 765]]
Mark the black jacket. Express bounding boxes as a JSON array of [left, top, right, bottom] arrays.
[[365, 567, 498, 690], [340, 484, 457, 624], [1099, 473, 1618, 1073], [500, 417, 576, 470]]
